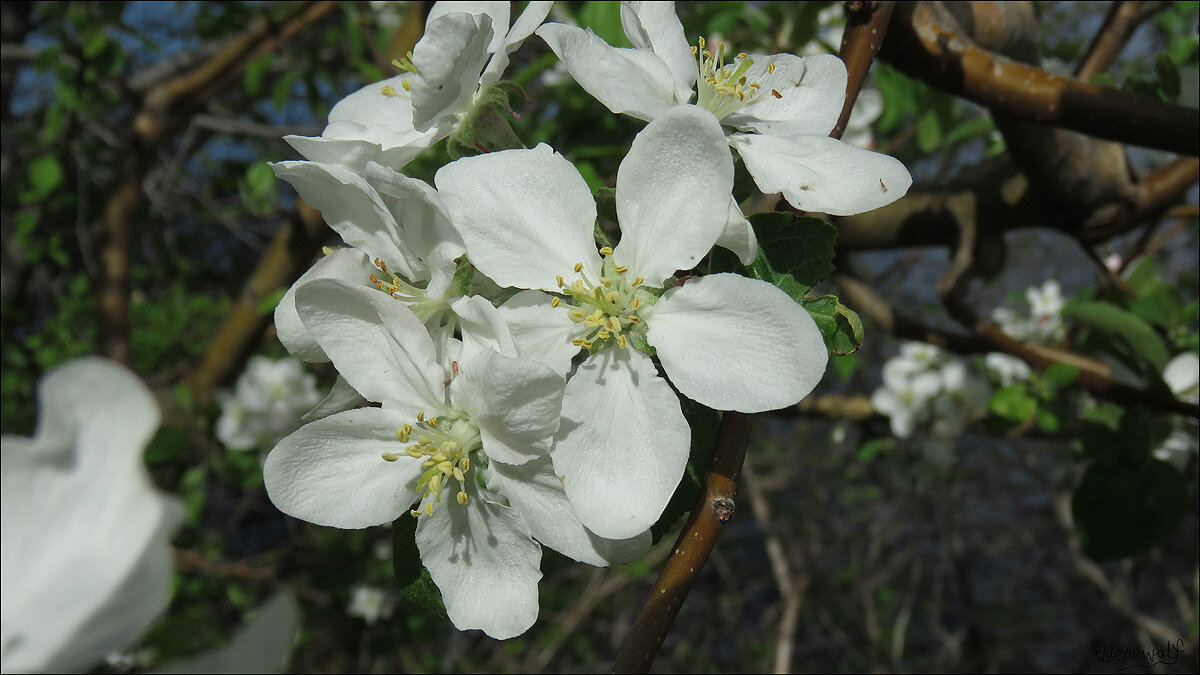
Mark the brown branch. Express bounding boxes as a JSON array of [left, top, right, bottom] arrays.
[[1074, 1, 1146, 82], [611, 411, 751, 673], [832, 1, 895, 140], [879, 1, 1199, 155]]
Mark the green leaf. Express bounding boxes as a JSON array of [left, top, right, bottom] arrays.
[[801, 295, 864, 355], [256, 287, 287, 317], [1063, 301, 1170, 371], [26, 155, 64, 202], [915, 109, 941, 152], [243, 54, 273, 97], [1040, 363, 1079, 392], [1155, 51, 1182, 101], [748, 213, 837, 292], [244, 161, 276, 198], [1072, 458, 1187, 561], [392, 513, 447, 616], [988, 383, 1037, 423], [576, 1, 632, 48]]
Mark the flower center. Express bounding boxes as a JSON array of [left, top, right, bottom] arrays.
[[368, 257, 454, 326], [553, 248, 649, 352], [381, 409, 483, 517], [693, 37, 775, 121]]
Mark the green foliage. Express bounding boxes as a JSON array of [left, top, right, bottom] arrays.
[[1073, 455, 1188, 561], [392, 512, 448, 616]]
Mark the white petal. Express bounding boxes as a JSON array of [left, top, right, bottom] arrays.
[[479, 0, 554, 89], [411, 12, 493, 132], [715, 197, 757, 265], [416, 481, 542, 640], [154, 593, 301, 674], [283, 133, 432, 173], [449, 350, 563, 465], [647, 274, 828, 412], [302, 374, 366, 423], [435, 144, 600, 290], [363, 162, 465, 296], [485, 456, 652, 566], [295, 279, 445, 413], [1163, 352, 1199, 400], [276, 248, 374, 363], [620, 1, 695, 103], [426, 1, 509, 56], [496, 290, 583, 379], [271, 161, 419, 278], [552, 349, 690, 539], [536, 22, 676, 122], [721, 53, 846, 139], [612, 105, 733, 285], [263, 408, 423, 528], [729, 132, 912, 216], [450, 295, 517, 360]]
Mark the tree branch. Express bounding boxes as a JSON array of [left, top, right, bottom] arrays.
[[879, 1, 1199, 155], [1074, 1, 1147, 81], [611, 411, 751, 673], [832, 1, 895, 139]]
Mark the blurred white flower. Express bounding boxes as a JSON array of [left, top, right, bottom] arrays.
[[346, 586, 395, 627], [990, 279, 1066, 344], [216, 356, 322, 451], [1, 358, 183, 673], [984, 352, 1033, 386], [1153, 352, 1199, 469]]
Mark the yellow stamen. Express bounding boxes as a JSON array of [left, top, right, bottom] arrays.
[[573, 262, 584, 272], [457, 492, 469, 505], [401, 80, 412, 91], [460, 457, 470, 472], [607, 316, 622, 332], [550, 296, 562, 308], [615, 265, 628, 274], [631, 298, 642, 310], [416, 411, 425, 422], [453, 467, 465, 482], [425, 502, 433, 516], [617, 334, 628, 348], [556, 275, 565, 288], [428, 417, 438, 428], [599, 246, 613, 256], [629, 315, 640, 324], [632, 277, 644, 287], [568, 308, 586, 322], [381, 452, 401, 462], [767, 62, 776, 74], [381, 85, 398, 98]]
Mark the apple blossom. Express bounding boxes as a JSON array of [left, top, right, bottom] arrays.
[[1, 358, 183, 673], [434, 105, 828, 539], [535, 0, 912, 233], [284, 1, 552, 170], [263, 279, 648, 639], [216, 356, 322, 451]]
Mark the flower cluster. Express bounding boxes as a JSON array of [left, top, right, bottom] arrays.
[[264, 1, 911, 639], [1155, 351, 1200, 469], [983, 279, 1067, 385], [870, 342, 990, 466], [216, 356, 322, 451]]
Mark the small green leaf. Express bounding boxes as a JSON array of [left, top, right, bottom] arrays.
[[749, 213, 838, 292], [988, 383, 1037, 423], [1041, 363, 1079, 391], [256, 288, 287, 316], [1154, 51, 1182, 101], [1072, 458, 1187, 561], [576, 1, 632, 48], [392, 513, 447, 616], [245, 161, 276, 198], [243, 54, 273, 97], [916, 109, 941, 152], [1063, 300, 1170, 372], [801, 295, 864, 355], [26, 155, 64, 202]]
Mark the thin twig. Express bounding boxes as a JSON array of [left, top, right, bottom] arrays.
[[610, 412, 751, 673], [1074, 1, 1146, 81], [832, 1, 895, 140]]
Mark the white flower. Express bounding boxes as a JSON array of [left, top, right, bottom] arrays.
[[346, 586, 395, 626], [434, 105, 828, 539], [870, 357, 941, 438], [284, 1, 552, 170], [984, 352, 1033, 386], [1163, 352, 1199, 403], [271, 160, 467, 362], [263, 280, 648, 639], [1, 358, 183, 673], [1026, 279, 1065, 342], [535, 0, 911, 231], [217, 356, 322, 450], [1153, 352, 1199, 469]]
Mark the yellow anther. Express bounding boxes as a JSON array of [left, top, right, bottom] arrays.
[[556, 275, 565, 288], [411, 508, 422, 518], [430, 452, 447, 463], [573, 262, 584, 272], [416, 411, 425, 422], [453, 467, 465, 482], [737, 52, 748, 59], [606, 292, 621, 304], [617, 334, 628, 348], [631, 298, 642, 310], [615, 265, 628, 274], [438, 461, 455, 476], [571, 280, 585, 294], [428, 417, 438, 428], [422, 458, 436, 468], [381, 85, 398, 98], [568, 308, 586, 322], [381, 452, 401, 462], [406, 445, 424, 458], [457, 492, 469, 505], [600, 277, 613, 287], [767, 62, 776, 74], [416, 434, 432, 445], [396, 427, 410, 442], [572, 338, 587, 347], [691, 45, 698, 54], [425, 502, 434, 516], [632, 277, 644, 287], [599, 246, 613, 256], [607, 316, 622, 332], [429, 473, 442, 494], [597, 330, 610, 340], [551, 296, 562, 308], [699, 36, 706, 49], [629, 315, 641, 324], [401, 80, 412, 91], [460, 457, 470, 472]]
